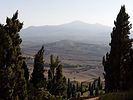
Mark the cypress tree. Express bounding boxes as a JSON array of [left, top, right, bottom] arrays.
[[123, 48, 133, 90], [97, 77, 102, 90], [80, 82, 83, 95], [127, 49, 133, 89], [76, 82, 79, 92], [48, 55, 67, 97], [67, 78, 71, 99], [54, 64, 66, 96], [88, 83, 91, 92], [90, 84, 94, 96], [48, 55, 60, 93], [0, 11, 28, 100], [48, 55, 60, 81], [95, 87, 99, 96], [103, 5, 133, 92], [55, 64, 63, 83], [62, 77, 67, 99], [22, 61, 29, 83], [31, 46, 46, 88], [72, 84, 76, 98]]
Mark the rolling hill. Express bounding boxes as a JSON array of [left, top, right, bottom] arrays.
[[22, 40, 109, 66], [21, 40, 109, 81]]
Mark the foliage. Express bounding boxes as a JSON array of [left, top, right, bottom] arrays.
[[2, 5, 133, 100], [80, 82, 84, 95], [22, 61, 29, 83], [48, 55, 67, 98], [31, 46, 46, 88], [72, 84, 76, 98], [103, 5, 133, 92], [0, 11, 28, 100], [31, 88, 63, 100], [67, 78, 71, 99]]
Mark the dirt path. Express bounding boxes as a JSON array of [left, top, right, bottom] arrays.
[[85, 97, 99, 100]]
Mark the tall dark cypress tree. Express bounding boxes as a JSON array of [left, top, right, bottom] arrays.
[[72, 84, 76, 98], [22, 61, 29, 84], [55, 64, 67, 97], [47, 55, 67, 97], [55, 64, 63, 83], [47, 55, 59, 92], [31, 46, 46, 88], [67, 78, 71, 99], [80, 82, 83, 95], [47, 55, 60, 92], [127, 49, 133, 89], [103, 5, 133, 92], [122, 48, 133, 90], [0, 11, 28, 100]]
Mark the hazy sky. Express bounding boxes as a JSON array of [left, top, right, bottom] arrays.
[[0, 0, 133, 28]]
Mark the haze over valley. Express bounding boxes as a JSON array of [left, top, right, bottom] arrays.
[[21, 21, 112, 44], [20, 20, 133, 81], [1, 1, 133, 99], [20, 21, 112, 81]]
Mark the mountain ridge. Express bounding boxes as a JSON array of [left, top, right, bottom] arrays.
[[20, 21, 112, 44], [24, 21, 111, 29]]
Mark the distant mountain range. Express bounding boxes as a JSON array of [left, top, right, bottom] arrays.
[[20, 20, 133, 67], [20, 21, 112, 45], [20, 21, 133, 80]]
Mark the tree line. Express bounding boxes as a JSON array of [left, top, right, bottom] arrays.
[[0, 5, 133, 100]]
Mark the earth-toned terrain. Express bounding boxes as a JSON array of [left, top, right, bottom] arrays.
[[22, 40, 108, 82]]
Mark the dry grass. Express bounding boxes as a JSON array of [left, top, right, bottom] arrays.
[[99, 91, 133, 100]]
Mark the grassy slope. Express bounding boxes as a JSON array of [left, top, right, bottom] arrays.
[[99, 91, 133, 100]]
